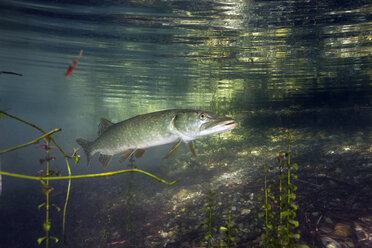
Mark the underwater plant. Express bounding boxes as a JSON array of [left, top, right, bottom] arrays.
[[37, 135, 60, 247], [202, 190, 217, 248], [218, 200, 238, 247], [125, 156, 137, 245], [202, 191, 238, 248], [258, 164, 277, 247], [0, 110, 179, 248], [258, 129, 300, 248]]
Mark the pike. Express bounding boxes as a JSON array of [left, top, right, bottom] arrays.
[[76, 109, 238, 168]]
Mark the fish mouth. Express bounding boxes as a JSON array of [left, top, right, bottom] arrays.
[[203, 118, 238, 132], [224, 121, 238, 127], [220, 120, 238, 130]]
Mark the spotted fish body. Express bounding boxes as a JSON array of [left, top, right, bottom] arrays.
[[76, 109, 237, 168]]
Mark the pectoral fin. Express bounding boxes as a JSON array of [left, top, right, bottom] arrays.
[[134, 149, 146, 158], [99, 154, 113, 168], [163, 139, 181, 159], [119, 149, 135, 163], [187, 141, 196, 156]]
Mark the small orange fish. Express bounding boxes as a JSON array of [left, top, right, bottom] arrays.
[[64, 50, 83, 77]]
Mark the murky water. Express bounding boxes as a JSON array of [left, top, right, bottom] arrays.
[[0, 0, 371, 247]]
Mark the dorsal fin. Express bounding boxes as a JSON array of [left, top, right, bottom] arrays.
[[98, 118, 114, 136]]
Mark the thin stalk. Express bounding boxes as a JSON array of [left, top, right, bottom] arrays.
[[208, 198, 212, 248], [0, 169, 179, 185], [45, 141, 50, 248], [286, 133, 291, 243], [227, 200, 232, 248], [0, 128, 61, 155], [0, 111, 68, 157], [264, 165, 269, 246], [279, 164, 283, 227], [62, 157, 71, 247]]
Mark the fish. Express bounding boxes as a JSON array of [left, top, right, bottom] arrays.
[[64, 50, 83, 77], [76, 109, 238, 168]]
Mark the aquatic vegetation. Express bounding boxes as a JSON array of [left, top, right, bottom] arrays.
[[0, 110, 179, 248], [125, 157, 137, 244], [218, 200, 238, 247], [202, 191, 238, 248], [37, 137, 60, 247], [202, 190, 216, 248], [258, 129, 300, 247]]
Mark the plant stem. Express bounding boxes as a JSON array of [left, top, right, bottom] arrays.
[[62, 158, 71, 247], [287, 132, 291, 243], [0, 169, 179, 185], [45, 141, 50, 248], [227, 200, 232, 248], [264, 165, 269, 246], [208, 197, 212, 248], [0, 110, 68, 157], [0, 128, 61, 155]]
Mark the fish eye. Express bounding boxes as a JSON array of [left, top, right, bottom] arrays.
[[199, 113, 207, 120]]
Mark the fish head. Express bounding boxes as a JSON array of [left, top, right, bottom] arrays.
[[173, 110, 238, 141]]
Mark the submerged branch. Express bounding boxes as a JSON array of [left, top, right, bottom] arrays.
[[0, 128, 61, 155], [0, 110, 69, 157], [0, 169, 180, 186]]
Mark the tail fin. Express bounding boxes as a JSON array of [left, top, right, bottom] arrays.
[[76, 138, 92, 166]]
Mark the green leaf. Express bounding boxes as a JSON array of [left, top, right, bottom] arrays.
[[293, 163, 299, 170], [43, 221, 51, 232], [291, 203, 298, 210], [75, 155, 81, 165], [220, 226, 228, 232], [37, 203, 45, 210], [50, 236, 59, 243], [41, 184, 54, 196], [280, 211, 289, 218], [289, 219, 299, 228], [290, 233, 300, 239], [37, 237, 46, 245], [267, 203, 272, 210], [290, 193, 296, 200]]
